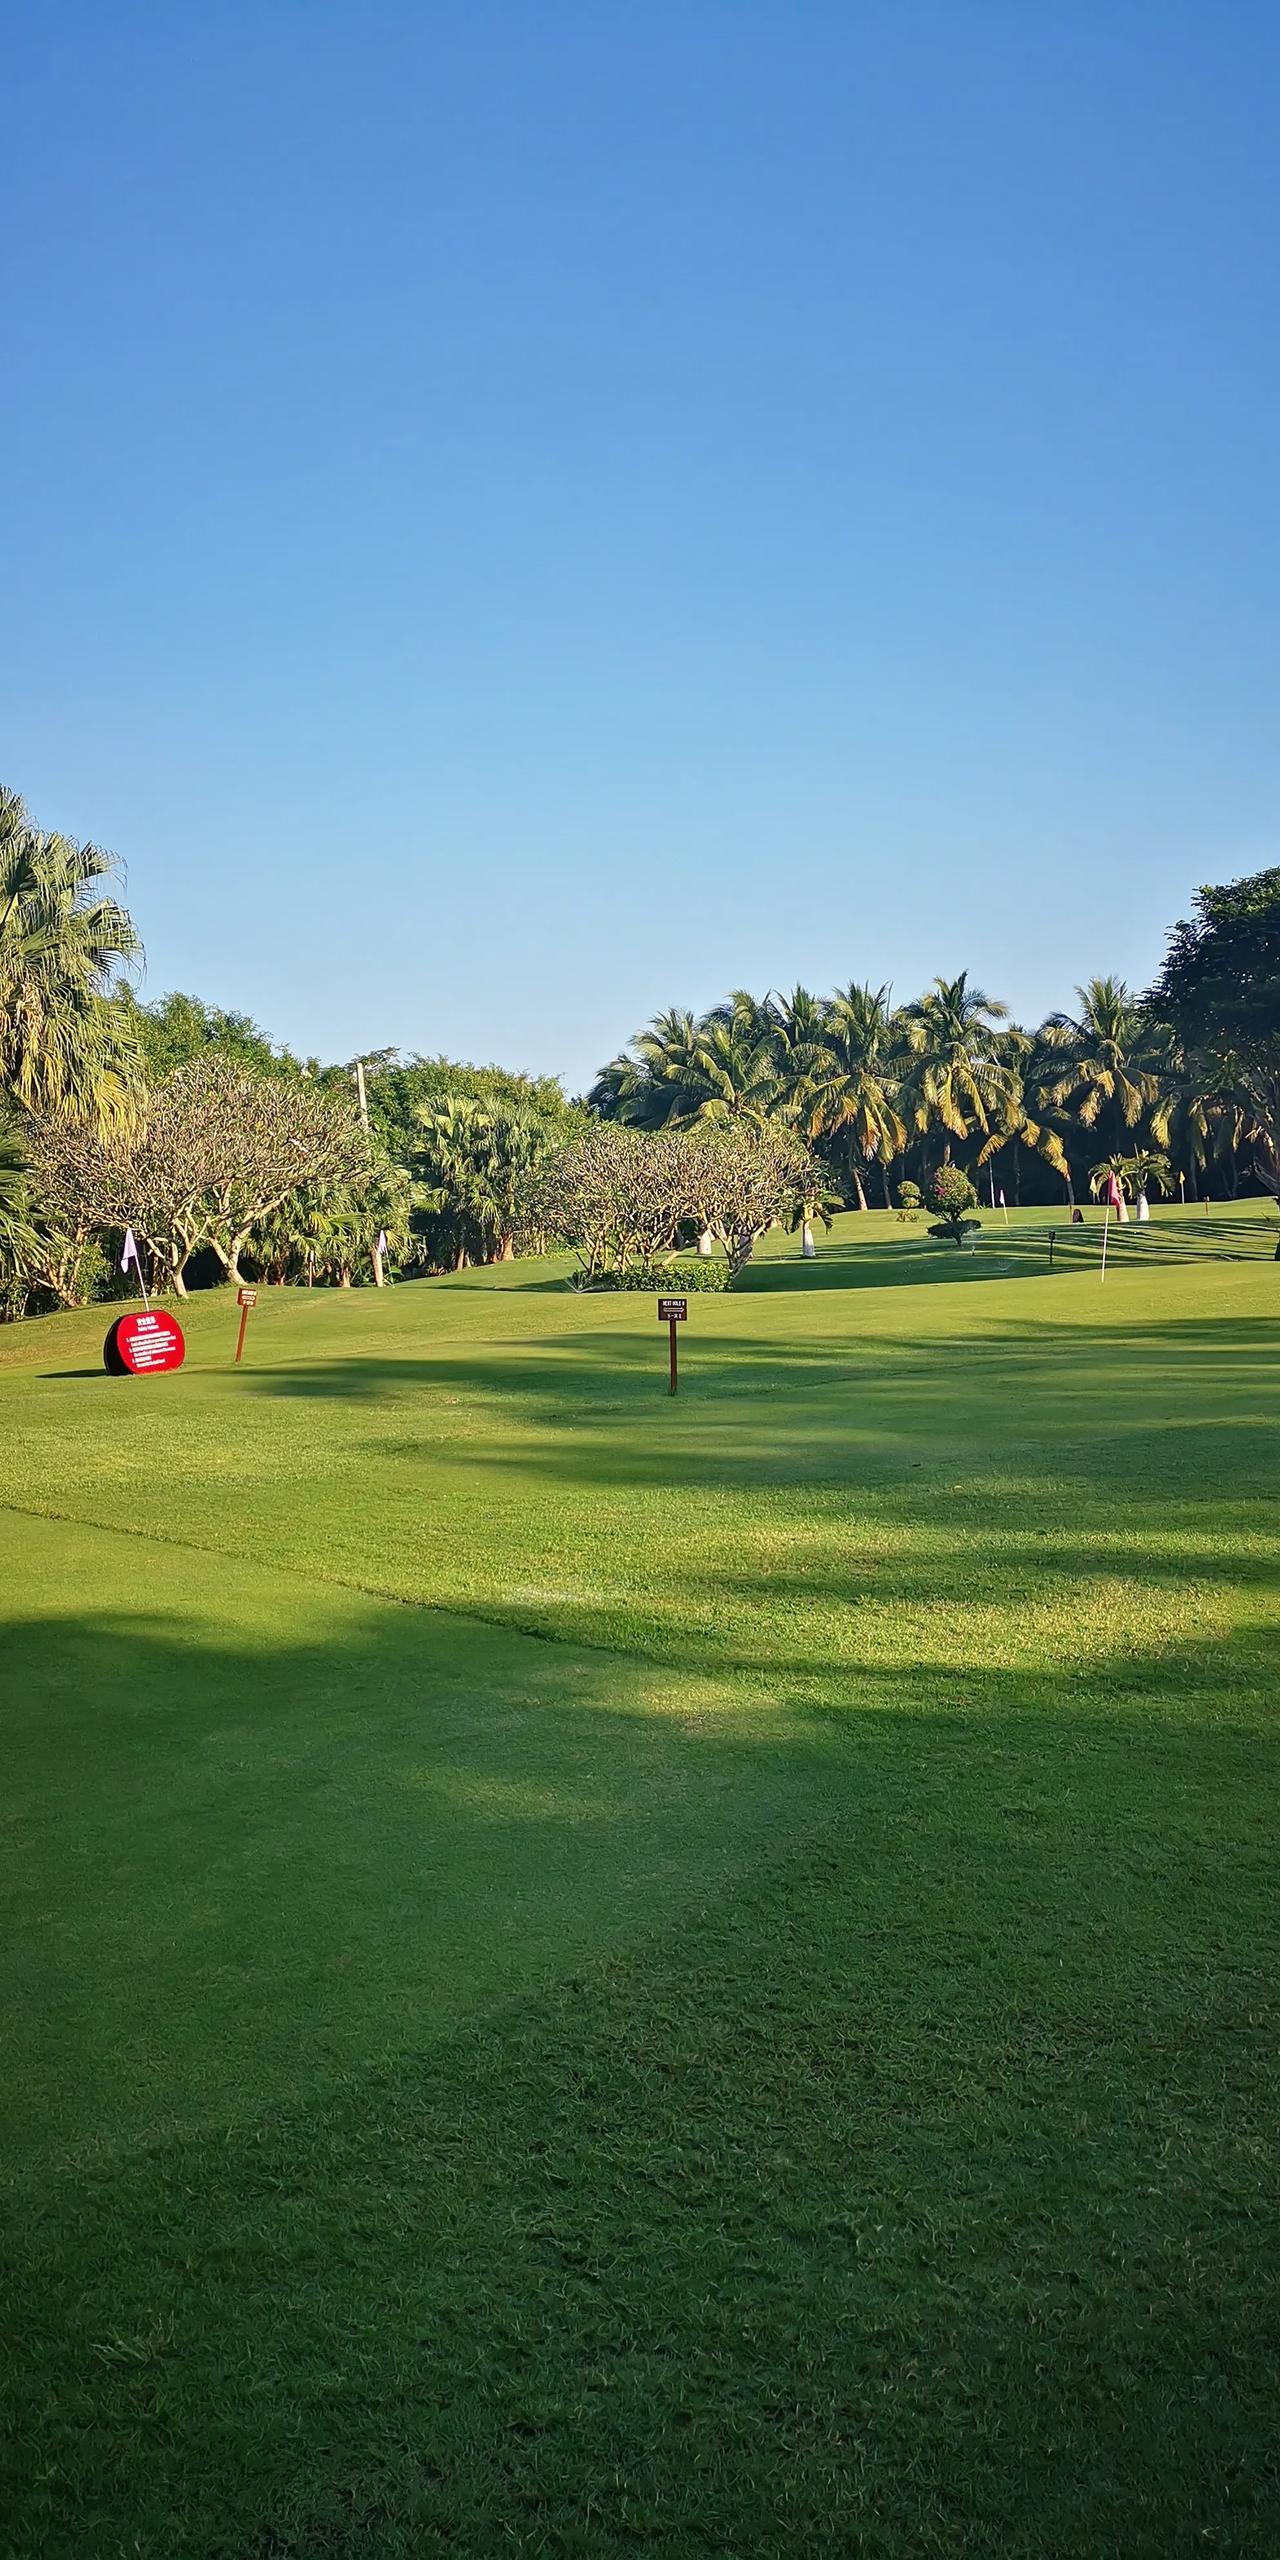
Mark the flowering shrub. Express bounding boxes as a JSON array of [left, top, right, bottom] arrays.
[[927, 1165, 982, 1243]]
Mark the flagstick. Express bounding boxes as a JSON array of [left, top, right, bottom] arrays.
[[1100, 1203, 1110, 1282]]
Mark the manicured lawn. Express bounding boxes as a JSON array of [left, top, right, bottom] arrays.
[[3, 1206, 1278, 2553]]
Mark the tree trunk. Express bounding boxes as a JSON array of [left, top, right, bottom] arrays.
[[850, 1161, 869, 1211], [697, 1226, 714, 1257], [1013, 1138, 1022, 1207], [881, 1161, 893, 1208], [170, 1258, 189, 1298], [1185, 1154, 1198, 1201], [498, 1233, 515, 1261], [801, 1219, 816, 1258]]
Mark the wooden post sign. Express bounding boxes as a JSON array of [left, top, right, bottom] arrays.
[[235, 1286, 258, 1364], [103, 1308, 186, 1376], [657, 1294, 687, 1395]]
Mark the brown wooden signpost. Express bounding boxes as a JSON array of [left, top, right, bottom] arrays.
[[657, 1294, 687, 1394], [235, 1285, 258, 1363]]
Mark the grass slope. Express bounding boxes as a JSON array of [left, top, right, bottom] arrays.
[[2, 1207, 1278, 2554]]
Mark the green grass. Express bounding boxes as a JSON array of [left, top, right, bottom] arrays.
[[2, 1204, 1278, 2554]]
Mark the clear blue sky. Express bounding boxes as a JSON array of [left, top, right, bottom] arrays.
[[6, 2, 1277, 1090]]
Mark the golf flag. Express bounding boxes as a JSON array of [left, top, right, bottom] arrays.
[[998, 1189, 1006, 1207], [119, 1224, 150, 1308], [376, 1230, 388, 1257], [1106, 1172, 1123, 1213]]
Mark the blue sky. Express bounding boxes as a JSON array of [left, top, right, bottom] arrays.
[[5, 2, 1277, 1090]]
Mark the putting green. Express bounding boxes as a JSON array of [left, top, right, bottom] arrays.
[[3, 1206, 1278, 2556]]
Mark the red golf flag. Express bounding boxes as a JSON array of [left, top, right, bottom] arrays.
[[1106, 1172, 1123, 1213]]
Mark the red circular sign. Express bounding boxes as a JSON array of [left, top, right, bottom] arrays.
[[104, 1309, 187, 1376]]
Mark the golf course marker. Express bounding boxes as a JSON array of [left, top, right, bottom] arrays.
[[658, 1294, 687, 1394], [103, 1309, 186, 1376], [235, 1286, 258, 1363]]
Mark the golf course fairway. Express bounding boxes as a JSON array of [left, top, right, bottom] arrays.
[[3, 1206, 1277, 2555]]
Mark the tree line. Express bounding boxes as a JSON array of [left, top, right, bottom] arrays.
[[590, 955, 1279, 1214], [1, 778, 1276, 1314]]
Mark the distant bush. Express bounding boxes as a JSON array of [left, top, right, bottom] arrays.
[[569, 1257, 734, 1294]]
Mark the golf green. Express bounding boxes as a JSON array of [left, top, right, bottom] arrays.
[[3, 1207, 1278, 2555]]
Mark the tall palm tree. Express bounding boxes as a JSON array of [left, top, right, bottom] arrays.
[[976, 1025, 1069, 1201], [1040, 976, 1165, 1160], [772, 983, 828, 1118], [678, 1014, 784, 1129], [0, 787, 142, 1127], [608, 1007, 707, 1127], [804, 983, 912, 1208], [905, 973, 1012, 1168]]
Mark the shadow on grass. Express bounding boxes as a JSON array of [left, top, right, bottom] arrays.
[[235, 1310, 1280, 1454], [3, 1591, 1277, 2558]]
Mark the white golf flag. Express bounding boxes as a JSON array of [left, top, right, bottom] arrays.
[[998, 1190, 1006, 1207], [376, 1230, 388, 1256], [120, 1226, 140, 1273]]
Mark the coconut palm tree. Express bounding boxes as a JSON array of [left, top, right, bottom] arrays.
[[903, 973, 1011, 1170], [0, 788, 142, 1128], [1041, 977, 1166, 1160], [803, 984, 913, 1208], [976, 1026, 1070, 1201], [678, 1014, 785, 1129]]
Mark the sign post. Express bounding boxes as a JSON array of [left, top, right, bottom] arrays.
[[235, 1285, 258, 1363], [657, 1294, 687, 1394]]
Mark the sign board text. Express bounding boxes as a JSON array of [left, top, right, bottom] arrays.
[[104, 1310, 186, 1376]]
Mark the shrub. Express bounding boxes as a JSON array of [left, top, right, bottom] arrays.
[[569, 1257, 734, 1294], [927, 1164, 982, 1243]]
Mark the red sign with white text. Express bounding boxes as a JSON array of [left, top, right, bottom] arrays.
[[104, 1309, 187, 1376]]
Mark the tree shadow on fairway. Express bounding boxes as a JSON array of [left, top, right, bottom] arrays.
[[3, 1589, 1277, 2560], [0, 1590, 845, 2175], [239, 1310, 1280, 1418]]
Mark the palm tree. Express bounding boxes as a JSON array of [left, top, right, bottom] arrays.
[[678, 1014, 784, 1129], [416, 1096, 556, 1265], [804, 984, 912, 1208], [1041, 977, 1166, 1160], [904, 973, 1011, 1171], [0, 787, 142, 1128], [787, 1172, 843, 1258], [976, 1026, 1069, 1202], [0, 1112, 36, 1317], [1090, 1151, 1171, 1220], [771, 983, 828, 1118]]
